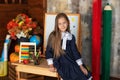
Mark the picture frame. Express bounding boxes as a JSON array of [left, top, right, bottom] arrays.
[[43, 13, 82, 54]]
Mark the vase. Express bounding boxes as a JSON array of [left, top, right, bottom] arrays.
[[33, 57, 41, 65], [17, 37, 29, 44]]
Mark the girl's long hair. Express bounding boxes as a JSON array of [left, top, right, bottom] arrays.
[[47, 13, 70, 58]]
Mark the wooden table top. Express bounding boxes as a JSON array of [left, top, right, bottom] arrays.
[[11, 58, 58, 77]]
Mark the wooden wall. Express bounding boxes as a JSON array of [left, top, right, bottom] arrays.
[[0, 0, 46, 57]]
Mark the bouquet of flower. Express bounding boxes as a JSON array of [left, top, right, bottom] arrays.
[[7, 13, 37, 40]]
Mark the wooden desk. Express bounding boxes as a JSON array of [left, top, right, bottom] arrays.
[[12, 59, 60, 80]]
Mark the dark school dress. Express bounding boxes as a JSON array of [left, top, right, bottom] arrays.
[[45, 35, 92, 80]]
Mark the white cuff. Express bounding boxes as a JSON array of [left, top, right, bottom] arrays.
[[76, 58, 83, 66], [88, 76, 93, 80], [47, 58, 53, 65]]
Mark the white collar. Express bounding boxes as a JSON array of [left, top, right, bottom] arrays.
[[61, 32, 72, 50]]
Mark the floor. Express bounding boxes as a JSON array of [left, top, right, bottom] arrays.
[[19, 76, 120, 80], [111, 77, 120, 80], [0, 75, 120, 80], [24, 76, 120, 80]]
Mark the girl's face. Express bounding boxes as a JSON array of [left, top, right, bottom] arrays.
[[58, 17, 68, 32]]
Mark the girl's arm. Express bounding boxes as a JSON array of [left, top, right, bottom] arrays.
[[45, 45, 56, 72], [80, 65, 88, 75], [45, 45, 53, 59], [49, 64, 57, 72], [71, 35, 88, 75], [71, 35, 82, 63]]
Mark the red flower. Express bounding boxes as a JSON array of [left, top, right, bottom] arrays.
[[6, 13, 37, 40]]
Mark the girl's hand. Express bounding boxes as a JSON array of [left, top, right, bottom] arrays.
[[49, 64, 57, 72], [80, 65, 88, 75]]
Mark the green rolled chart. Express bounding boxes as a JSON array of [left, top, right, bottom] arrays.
[[102, 3, 112, 80]]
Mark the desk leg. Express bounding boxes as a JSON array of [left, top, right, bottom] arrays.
[[57, 74, 61, 80], [16, 71, 20, 80]]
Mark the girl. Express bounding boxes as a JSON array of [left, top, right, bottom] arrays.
[[45, 13, 92, 80]]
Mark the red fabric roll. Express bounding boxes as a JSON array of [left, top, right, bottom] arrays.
[[92, 0, 102, 80]]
